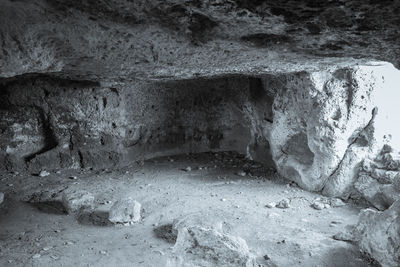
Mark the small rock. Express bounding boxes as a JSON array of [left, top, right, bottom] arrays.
[[265, 202, 276, 208], [108, 197, 141, 224], [276, 199, 290, 209], [0, 192, 4, 205], [69, 176, 78, 180], [221, 198, 227, 202], [236, 170, 246, 177], [42, 246, 52, 251], [32, 254, 41, 259], [183, 166, 192, 172], [38, 170, 50, 177], [329, 198, 346, 207], [61, 189, 95, 213], [311, 199, 331, 210]]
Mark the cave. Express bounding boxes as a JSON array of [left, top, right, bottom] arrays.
[[1, 1, 400, 266]]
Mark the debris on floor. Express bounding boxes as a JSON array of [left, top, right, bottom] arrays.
[[38, 170, 50, 177], [276, 199, 290, 209]]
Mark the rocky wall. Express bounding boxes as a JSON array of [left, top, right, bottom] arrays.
[[1, 61, 399, 201], [0, 74, 269, 173]]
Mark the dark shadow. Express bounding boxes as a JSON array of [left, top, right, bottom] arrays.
[[28, 201, 67, 215], [153, 224, 177, 244], [77, 210, 113, 227]]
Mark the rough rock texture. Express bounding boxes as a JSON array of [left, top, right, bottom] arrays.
[[167, 226, 257, 267], [1, 62, 400, 199], [352, 200, 400, 267], [108, 197, 141, 224], [1, 0, 400, 199], [61, 189, 95, 213], [268, 62, 400, 194], [1, 0, 400, 81], [354, 145, 400, 210]]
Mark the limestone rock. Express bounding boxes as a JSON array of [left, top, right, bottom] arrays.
[[268, 63, 400, 196], [61, 189, 95, 213], [354, 147, 400, 210], [167, 226, 257, 267], [276, 199, 290, 209], [108, 197, 141, 224], [38, 170, 50, 177], [353, 200, 400, 267]]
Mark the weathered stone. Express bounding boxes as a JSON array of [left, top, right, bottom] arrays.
[[38, 170, 50, 177], [276, 199, 290, 209], [167, 226, 257, 267], [108, 197, 141, 224], [354, 147, 400, 210], [61, 189, 95, 213], [267, 63, 400, 196], [353, 200, 400, 267]]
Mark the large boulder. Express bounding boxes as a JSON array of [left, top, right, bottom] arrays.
[[167, 226, 257, 267], [353, 200, 400, 267], [266, 62, 400, 196]]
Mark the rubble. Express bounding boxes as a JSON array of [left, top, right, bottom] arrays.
[[276, 199, 290, 209], [352, 200, 400, 267]]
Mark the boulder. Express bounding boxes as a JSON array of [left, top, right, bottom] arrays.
[[108, 197, 141, 224], [167, 226, 257, 267], [353, 200, 400, 267], [61, 189, 95, 213]]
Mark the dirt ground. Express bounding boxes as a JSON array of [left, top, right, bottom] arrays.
[[0, 151, 378, 267]]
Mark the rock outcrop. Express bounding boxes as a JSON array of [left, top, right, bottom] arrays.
[[267, 62, 400, 195]]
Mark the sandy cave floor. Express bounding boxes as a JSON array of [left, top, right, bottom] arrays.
[[0, 151, 379, 267]]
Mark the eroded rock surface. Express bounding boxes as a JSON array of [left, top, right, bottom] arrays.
[[108, 197, 141, 224], [1, 0, 400, 80], [167, 226, 257, 267], [352, 200, 400, 267], [266, 62, 400, 195]]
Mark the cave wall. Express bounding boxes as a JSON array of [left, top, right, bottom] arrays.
[[0, 75, 274, 172]]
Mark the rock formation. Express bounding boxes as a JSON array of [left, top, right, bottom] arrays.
[[1, 1, 400, 265]]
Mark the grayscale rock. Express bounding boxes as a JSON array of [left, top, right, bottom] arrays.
[[167, 226, 257, 267], [61, 189, 95, 214], [108, 197, 141, 224], [353, 200, 400, 267]]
